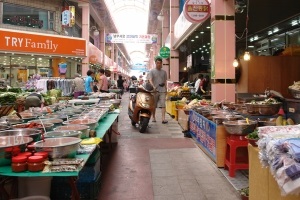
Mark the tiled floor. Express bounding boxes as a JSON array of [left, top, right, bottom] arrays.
[[98, 92, 242, 200]]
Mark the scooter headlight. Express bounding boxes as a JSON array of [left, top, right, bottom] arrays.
[[141, 103, 149, 108]]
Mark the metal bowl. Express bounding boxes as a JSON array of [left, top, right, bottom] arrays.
[[109, 99, 121, 108], [12, 122, 54, 132], [212, 115, 240, 125], [222, 120, 257, 135], [258, 103, 282, 115], [56, 111, 75, 117], [0, 128, 41, 141], [0, 124, 11, 131], [63, 119, 98, 130], [54, 124, 90, 139], [0, 136, 33, 166], [33, 137, 81, 159], [44, 130, 82, 139], [1, 116, 23, 125], [60, 107, 83, 114], [258, 118, 276, 126], [40, 114, 68, 121], [245, 102, 282, 116], [29, 119, 63, 128]]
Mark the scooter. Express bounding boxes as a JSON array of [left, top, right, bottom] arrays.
[[128, 82, 155, 133]]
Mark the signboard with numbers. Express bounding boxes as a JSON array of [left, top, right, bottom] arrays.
[[189, 109, 216, 160]]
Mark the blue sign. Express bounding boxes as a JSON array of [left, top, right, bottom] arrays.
[[189, 109, 217, 160]]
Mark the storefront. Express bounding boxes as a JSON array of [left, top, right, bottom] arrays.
[[0, 28, 86, 87]]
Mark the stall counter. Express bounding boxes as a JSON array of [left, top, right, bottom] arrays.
[[248, 145, 300, 200], [189, 109, 229, 167]]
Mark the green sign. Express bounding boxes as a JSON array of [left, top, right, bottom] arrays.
[[159, 46, 170, 58]]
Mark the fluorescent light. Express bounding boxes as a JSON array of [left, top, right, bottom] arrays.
[[273, 27, 279, 33], [291, 20, 298, 26], [268, 31, 273, 35]]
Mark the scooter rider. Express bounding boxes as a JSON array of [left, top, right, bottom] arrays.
[[148, 56, 168, 124]]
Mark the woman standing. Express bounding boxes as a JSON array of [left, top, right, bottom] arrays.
[[84, 70, 94, 94]]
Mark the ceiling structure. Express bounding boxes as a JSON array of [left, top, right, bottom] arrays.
[[90, 0, 300, 67]]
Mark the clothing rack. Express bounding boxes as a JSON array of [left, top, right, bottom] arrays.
[[36, 78, 75, 96]]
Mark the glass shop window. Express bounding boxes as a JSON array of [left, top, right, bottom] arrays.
[[3, 3, 54, 30]]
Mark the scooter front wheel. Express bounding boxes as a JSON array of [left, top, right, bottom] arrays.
[[131, 120, 136, 126], [139, 117, 150, 133]]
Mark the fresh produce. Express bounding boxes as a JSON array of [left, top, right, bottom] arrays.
[[7, 88, 22, 93], [275, 115, 295, 126], [247, 130, 259, 140], [0, 92, 17, 104], [289, 81, 300, 91]]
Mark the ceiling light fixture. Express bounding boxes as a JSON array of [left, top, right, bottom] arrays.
[[157, 11, 164, 21], [90, 26, 99, 36], [243, 0, 250, 61]]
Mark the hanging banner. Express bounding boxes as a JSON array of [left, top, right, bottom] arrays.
[[183, 0, 211, 24], [69, 6, 75, 26], [106, 33, 158, 44]]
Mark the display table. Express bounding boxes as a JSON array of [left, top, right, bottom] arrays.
[[248, 145, 300, 200], [68, 99, 100, 106], [189, 109, 229, 167], [0, 112, 119, 200], [166, 100, 178, 120], [177, 109, 189, 131]]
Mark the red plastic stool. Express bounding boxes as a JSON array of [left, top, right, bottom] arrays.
[[224, 135, 249, 177]]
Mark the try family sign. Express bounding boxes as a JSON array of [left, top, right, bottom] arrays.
[[183, 0, 211, 24], [159, 46, 170, 58]]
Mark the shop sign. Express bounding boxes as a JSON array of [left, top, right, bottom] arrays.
[[62, 7, 70, 26], [159, 46, 170, 59], [106, 33, 157, 44], [189, 109, 216, 160], [0, 28, 86, 57], [183, 0, 211, 24]]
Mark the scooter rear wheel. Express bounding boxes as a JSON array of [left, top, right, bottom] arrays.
[[139, 117, 149, 133]]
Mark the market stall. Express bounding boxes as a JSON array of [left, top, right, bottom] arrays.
[[0, 99, 119, 199]]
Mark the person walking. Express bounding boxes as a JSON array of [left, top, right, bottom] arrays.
[[117, 75, 124, 98], [148, 56, 168, 124], [98, 69, 109, 93], [73, 73, 85, 98], [85, 70, 94, 94]]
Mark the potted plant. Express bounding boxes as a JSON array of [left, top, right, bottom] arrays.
[[240, 187, 249, 200], [245, 129, 259, 147]]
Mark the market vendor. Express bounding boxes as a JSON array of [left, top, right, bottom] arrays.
[[25, 93, 44, 109]]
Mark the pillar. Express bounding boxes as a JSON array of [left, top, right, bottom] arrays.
[[162, 10, 170, 79], [169, 0, 180, 82], [100, 28, 106, 69], [79, 2, 90, 76], [210, 0, 236, 102]]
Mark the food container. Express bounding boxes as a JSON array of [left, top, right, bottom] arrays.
[[63, 119, 98, 130], [0, 129, 41, 142], [12, 156, 28, 172], [0, 136, 33, 166], [55, 111, 75, 117], [33, 137, 82, 159], [12, 122, 54, 132], [34, 151, 49, 159], [44, 130, 82, 139], [27, 156, 45, 172], [222, 120, 257, 135], [54, 125, 89, 139], [60, 108, 82, 114]]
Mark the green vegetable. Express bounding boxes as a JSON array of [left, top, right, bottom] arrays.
[[0, 92, 17, 104], [247, 129, 259, 140], [7, 88, 22, 93]]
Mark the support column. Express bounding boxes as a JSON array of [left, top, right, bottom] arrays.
[[79, 3, 90, 76], [210, 0, 236, 102], [100, 28, 106, 69], [162, 10, 170, 78], [169, 0, 180, 82], [111, 44, 115, 81]]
